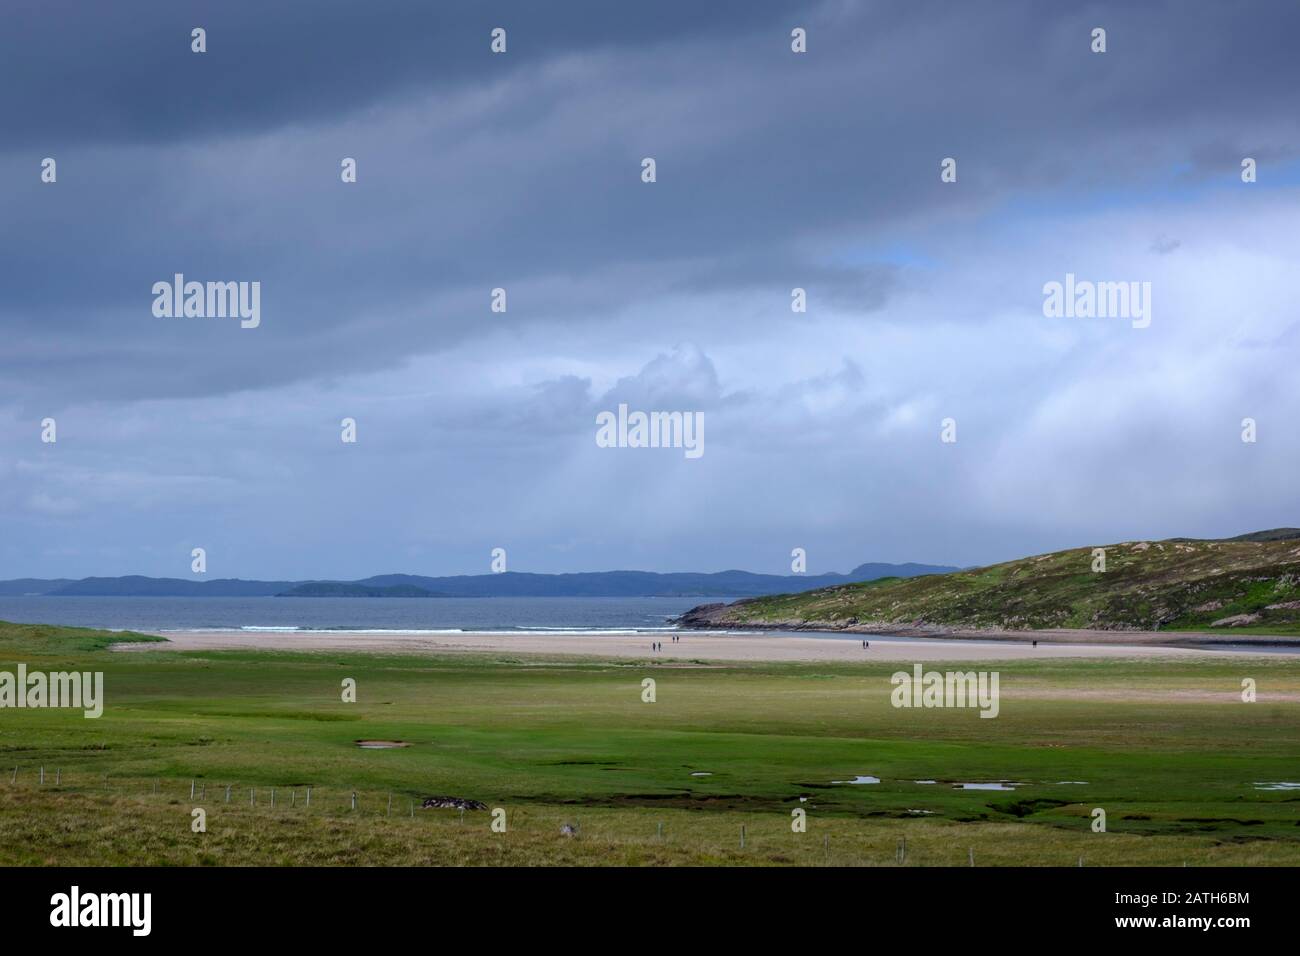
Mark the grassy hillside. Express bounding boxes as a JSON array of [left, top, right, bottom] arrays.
[[0, 619, 165, 654], [685, 533, 1300, 635], [2, 619, 1299, 865]]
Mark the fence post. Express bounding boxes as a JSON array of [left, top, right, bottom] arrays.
[[306, 786, 311, 808], [351, 791, 357, 811], [740, 825, 745, 849], [271, 788, 276, 808], [56, 768, 61, 786], [225, 785, 231, 803], [251, 787, 255, 806], [190, 780, 195, 799], [40, 766, 45, 785]]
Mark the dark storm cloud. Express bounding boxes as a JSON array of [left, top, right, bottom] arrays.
[[2, 0, 786, 146], [3, 0, 1300, 577], [4, 0, 1300, 408]]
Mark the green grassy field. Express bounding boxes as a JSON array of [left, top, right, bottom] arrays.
[[1, 621, 1298, 866]]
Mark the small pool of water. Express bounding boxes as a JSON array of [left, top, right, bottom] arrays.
[[953, 782, 1019, 791], [832, 775, 880, 785], [1254, 781, 1300, 791]]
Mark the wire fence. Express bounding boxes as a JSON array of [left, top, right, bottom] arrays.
[[3, 765, 488, 822], [3, 763, 1111, 865]]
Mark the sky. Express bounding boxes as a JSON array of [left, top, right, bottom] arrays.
[[1, 0, 1298, 580]]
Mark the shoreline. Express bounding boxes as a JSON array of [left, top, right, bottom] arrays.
[[704, 622, 1300, 648], [113, 627, 1298, 663]]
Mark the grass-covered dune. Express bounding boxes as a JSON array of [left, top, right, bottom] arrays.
[[2, 619, 1299, 865], [680, 531, 1300, 636]]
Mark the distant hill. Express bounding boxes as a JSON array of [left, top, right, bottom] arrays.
[[36, 576, 292, 597], [0, 562, 956, 599], [0, 578, 75, 596], [677, 530, 1300, 635], [1222, 528, 1300, 542], [277, 582, 439, 598]]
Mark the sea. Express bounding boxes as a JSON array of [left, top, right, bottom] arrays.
[[0, 595, 724, 635]]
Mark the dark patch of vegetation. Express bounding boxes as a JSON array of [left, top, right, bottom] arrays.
[[991, 798, 1073, 818]]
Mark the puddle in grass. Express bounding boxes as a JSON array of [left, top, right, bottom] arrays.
[[689, 772, 712, 777], [953, 782, 1019, 791], [356, 740, 410, 749], [831, 775, 880, 785], [914, 780, 937, 785], [1254, 782, 1300, 791], [1055, 781, 1088, 785]]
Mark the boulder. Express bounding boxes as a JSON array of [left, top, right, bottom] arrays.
[[1209, 613, 1261, 628]]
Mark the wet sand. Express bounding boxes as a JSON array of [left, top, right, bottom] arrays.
[[118, 628, 1294, 663]]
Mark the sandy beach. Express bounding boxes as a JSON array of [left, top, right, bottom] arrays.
[[120, 628, 1295, 662]]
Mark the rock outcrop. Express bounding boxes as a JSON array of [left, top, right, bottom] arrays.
[[421, 796, 488, 810]]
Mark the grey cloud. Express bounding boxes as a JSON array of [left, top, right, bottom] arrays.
[[8, 1, 1300, 409], [4, 0, 1300, 578]]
